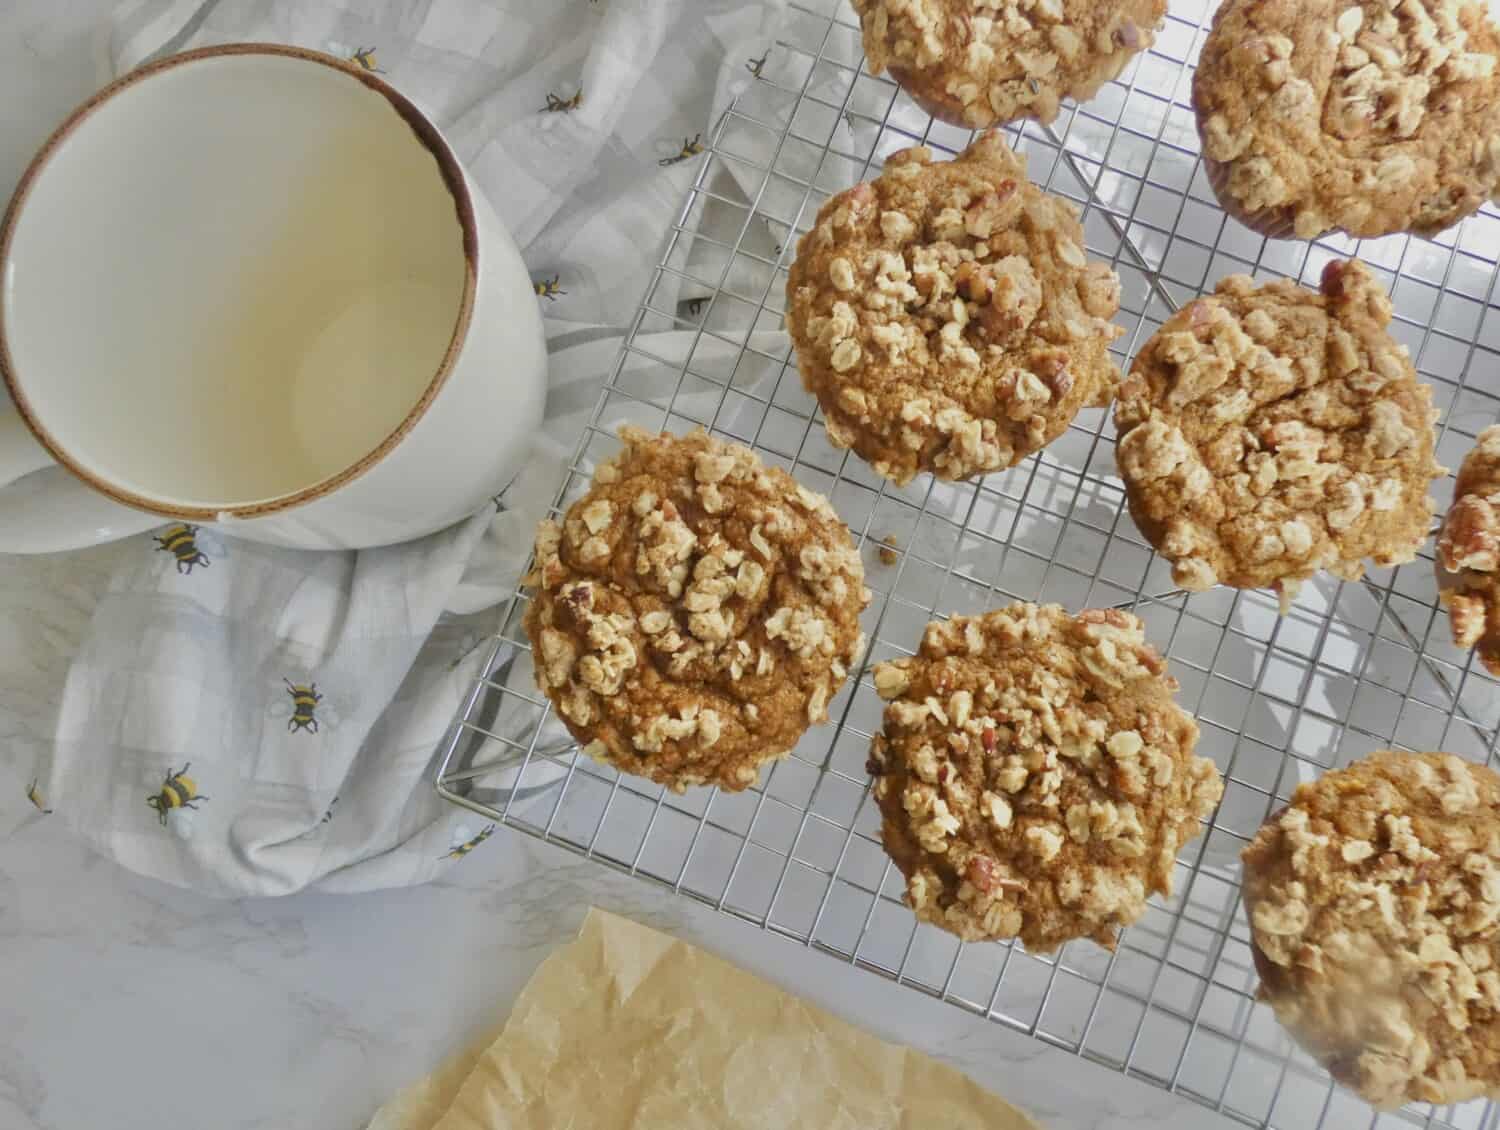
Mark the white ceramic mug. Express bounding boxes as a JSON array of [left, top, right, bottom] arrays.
[[0, 44, 546, 553]]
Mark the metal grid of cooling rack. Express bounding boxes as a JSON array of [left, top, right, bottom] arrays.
[[435, 2, 1500, 1127]]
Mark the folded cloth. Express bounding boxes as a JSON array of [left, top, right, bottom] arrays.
[[15, 0, 784, 896]]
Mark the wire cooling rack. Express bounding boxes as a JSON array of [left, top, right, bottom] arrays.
[[436, 2, 1500, 1126]]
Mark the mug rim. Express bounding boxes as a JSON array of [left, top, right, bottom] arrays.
[[0, 42, 480, 523]]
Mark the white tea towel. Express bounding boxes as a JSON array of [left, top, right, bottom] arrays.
[[13, 0, 785, 896]]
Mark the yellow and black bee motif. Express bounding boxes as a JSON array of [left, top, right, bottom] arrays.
[[284, 679, 324, 733], [746, 52, 769, 79], [441, 823, 496, 860], [543, 88, 582, 113], [155, 524, 210, 574], [147, 763, 208, 826], [350, 46, 383, 72], [26, 779, 52, 814], [658, 133, 704, 167], [533, 274, 566, 301]]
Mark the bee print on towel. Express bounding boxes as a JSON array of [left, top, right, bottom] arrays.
[[657, 133, 704, 167], [326, 41, 383, 73], [349, 46, 383, 72], [284, 679, 324, 733], [543, 88, 582, 113], [147, 763, 208, 827], [155, 524, 210, 574], [267, 678, 343, 735], [441, 823, 496, 861], [533, 274, 566, 302], [746, 52, 769, 79], [26, 779, 52, 814]]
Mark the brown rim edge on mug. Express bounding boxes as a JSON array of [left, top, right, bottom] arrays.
[[0, 43, 479, 523]]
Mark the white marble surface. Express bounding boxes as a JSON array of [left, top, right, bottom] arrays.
[[0, 4, 1240, 1128]]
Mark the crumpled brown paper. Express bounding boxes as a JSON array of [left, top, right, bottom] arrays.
[[368, 908, 1042, 1130]]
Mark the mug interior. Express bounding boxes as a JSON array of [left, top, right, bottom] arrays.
[[1, 49, 471, 514]]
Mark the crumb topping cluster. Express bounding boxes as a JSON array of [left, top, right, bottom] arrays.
[[1243, 751, 1500, 1108], [868, 603, 1221, 951], [1196, 0, 1500, 238], [1115, 261, 1443, 605], [1438, 425, 1500, 676], [788, 133, 1122, 485], [525, 428, 870, 792], [853, 0, 1166, 127]]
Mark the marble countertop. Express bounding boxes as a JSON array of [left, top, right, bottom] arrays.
[[0, 4, 1239, 1127]]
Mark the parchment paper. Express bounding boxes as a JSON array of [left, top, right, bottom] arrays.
[[368, 908, 1042, 1130]]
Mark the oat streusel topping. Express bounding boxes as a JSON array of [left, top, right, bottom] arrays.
[[867, 604, 1222, 952], [523, 428, 871, 793], [1194, 0, 1500, 239], [785, 133, 1123, 486], [1114, 261, 1444, 608], [1242, 751, 1500, 1109], [1438, 425, 1500, 677], [851, 0, 1167, 128]]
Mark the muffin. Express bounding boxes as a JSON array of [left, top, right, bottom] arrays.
[[786, 132, 1123, 486], [1437, 423, 1500, 676], [1194, 0, 1500, 240], [1243, 750, 1500, 1108], [867, 603, 1222, 952], [524, 427, 871, 792], [851, 0, 1167, 128], [1114, 260, 1444, 609]]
